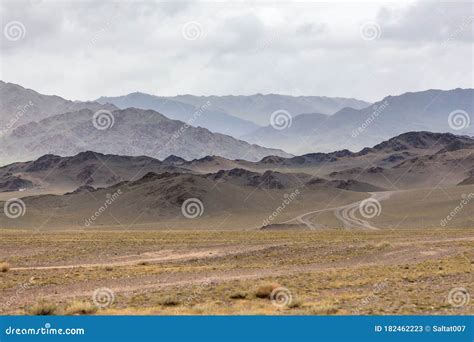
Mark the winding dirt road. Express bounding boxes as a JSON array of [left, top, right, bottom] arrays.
[[283, 191, 396, 230]]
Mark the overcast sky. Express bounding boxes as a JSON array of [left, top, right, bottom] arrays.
[[0, 0, 472, 102]]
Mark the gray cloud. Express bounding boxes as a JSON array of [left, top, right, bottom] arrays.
[[378, 1, 474, 43], [0, 0, 472, 102]]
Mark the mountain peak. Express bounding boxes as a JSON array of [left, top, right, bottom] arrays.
[[163, 155, 187, 164]]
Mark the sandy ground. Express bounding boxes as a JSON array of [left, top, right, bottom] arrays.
[[1, 228, 472, 315]]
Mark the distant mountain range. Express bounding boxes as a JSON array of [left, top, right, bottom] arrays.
[[96, 92, 370, 137], [97, 92, 260, 137], [0, 107, 291, 165], [243, 88, 474, 154], [2, 131, 472, 194], [0, 151, 186, 193], [162, 94, 371, 125], [1, 131, 472, 228], [1, 81, 472, 167], [193, 131, 474, 189], [0, 81, 116, 136]]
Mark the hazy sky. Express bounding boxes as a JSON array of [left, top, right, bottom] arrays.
[[1, 0, 472, 102]]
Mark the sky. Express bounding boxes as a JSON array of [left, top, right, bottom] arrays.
[[0, 0, 473, 102]]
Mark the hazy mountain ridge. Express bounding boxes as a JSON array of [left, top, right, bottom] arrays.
[[96, 92, 260, 137], [2, 131, 472, 195], [181, 131, 474, 189], [0, 151, 189, 193], [0, 81, 117, 136], [243, 88, 474, 154], [0, 107, 291, 165], [1, 131, 472, 229], [166, 94, 371, 125]]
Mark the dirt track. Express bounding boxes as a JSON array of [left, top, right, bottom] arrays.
[[283, 191, 395, 230], [3, 235, 471, 310]]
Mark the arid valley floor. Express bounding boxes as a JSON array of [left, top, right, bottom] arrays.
[[1, 131, 474, 315], [1, 226, 473, 315]]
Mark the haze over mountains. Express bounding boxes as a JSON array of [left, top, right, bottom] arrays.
[[97, 92, 260, 137], [0, 81, 472, 167], [0, 151, 187, 193], [0, 81, 116, 135], [0, 107, 290, 164], [244, 88, 474, 154], [1, 131, 473, 229], [168, 94, 371, 125], [1, 131, 472, 194], [98, 92, 370, 128]]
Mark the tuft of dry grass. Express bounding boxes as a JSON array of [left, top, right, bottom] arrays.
[[158, 296, 181, 307], [65, 301, 98, 315], [0, 262, 10, 272], [376, 241, 392, 248], [28, 300, 58, 316], [288, 299, 303, 309], [229, 291, 248, 300], [255, 283, 281, 299]]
